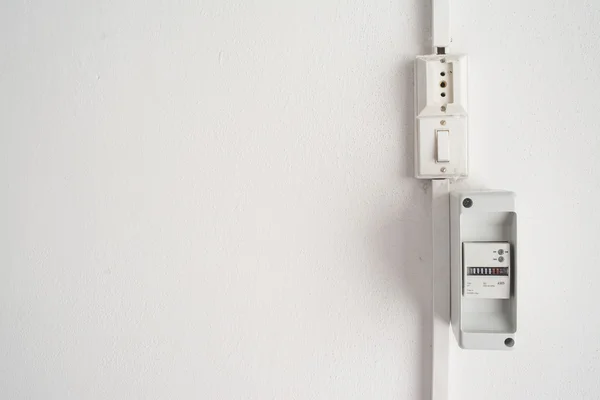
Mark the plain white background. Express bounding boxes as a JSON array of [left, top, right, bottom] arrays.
[[1, 0, 599, 399]]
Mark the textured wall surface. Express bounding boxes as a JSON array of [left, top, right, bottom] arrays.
[[1, 0, 599, 399]]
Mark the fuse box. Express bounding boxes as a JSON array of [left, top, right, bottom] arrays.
[[450, 191, 517, 350]]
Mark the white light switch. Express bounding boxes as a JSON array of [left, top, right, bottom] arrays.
[[436, 130, 450, 163]]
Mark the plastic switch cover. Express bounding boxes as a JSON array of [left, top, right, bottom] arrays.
[[414, 54, 468, 179]]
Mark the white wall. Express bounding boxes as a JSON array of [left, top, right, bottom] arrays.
[[1, 0, 599, 399]]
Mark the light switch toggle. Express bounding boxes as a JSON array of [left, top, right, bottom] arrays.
[[436, 129, 450, 163]]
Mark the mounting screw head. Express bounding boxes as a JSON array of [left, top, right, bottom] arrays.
[[462, 198, 473, 208], [440, 167, 447, 173], [441, 105, 446, 112], [440, 120, 446, 126]]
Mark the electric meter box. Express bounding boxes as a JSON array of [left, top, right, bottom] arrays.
[[450, 190, 517, 350]]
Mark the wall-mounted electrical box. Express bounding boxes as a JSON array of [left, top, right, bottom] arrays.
[[414, 54, 468, 179], [450, 190, 517, 350]]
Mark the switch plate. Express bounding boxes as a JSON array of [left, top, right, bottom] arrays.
[[414, 54, 468, 179], [416, 117, 467, 177]]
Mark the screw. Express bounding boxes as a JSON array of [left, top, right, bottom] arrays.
[[440, 167, 447, 173], [440, 120, 446, 126], [440, 58, 446, 63], [498, 256, 505, 262], [441, 105, 446, 112], [462, 198, 473, 208]]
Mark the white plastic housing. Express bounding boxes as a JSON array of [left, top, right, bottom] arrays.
[[432, 0, 450, 48], [414, 54, 468, 179], [450, 191, 518, 350]]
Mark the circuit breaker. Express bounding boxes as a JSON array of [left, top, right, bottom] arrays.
[[450, 190, 517, 350], [463, 242, 511, 299]]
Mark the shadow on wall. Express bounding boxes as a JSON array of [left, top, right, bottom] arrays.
[[372, 0, 435, 397], [375, 184, 433, 400], [394, 1, 432, 180]]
